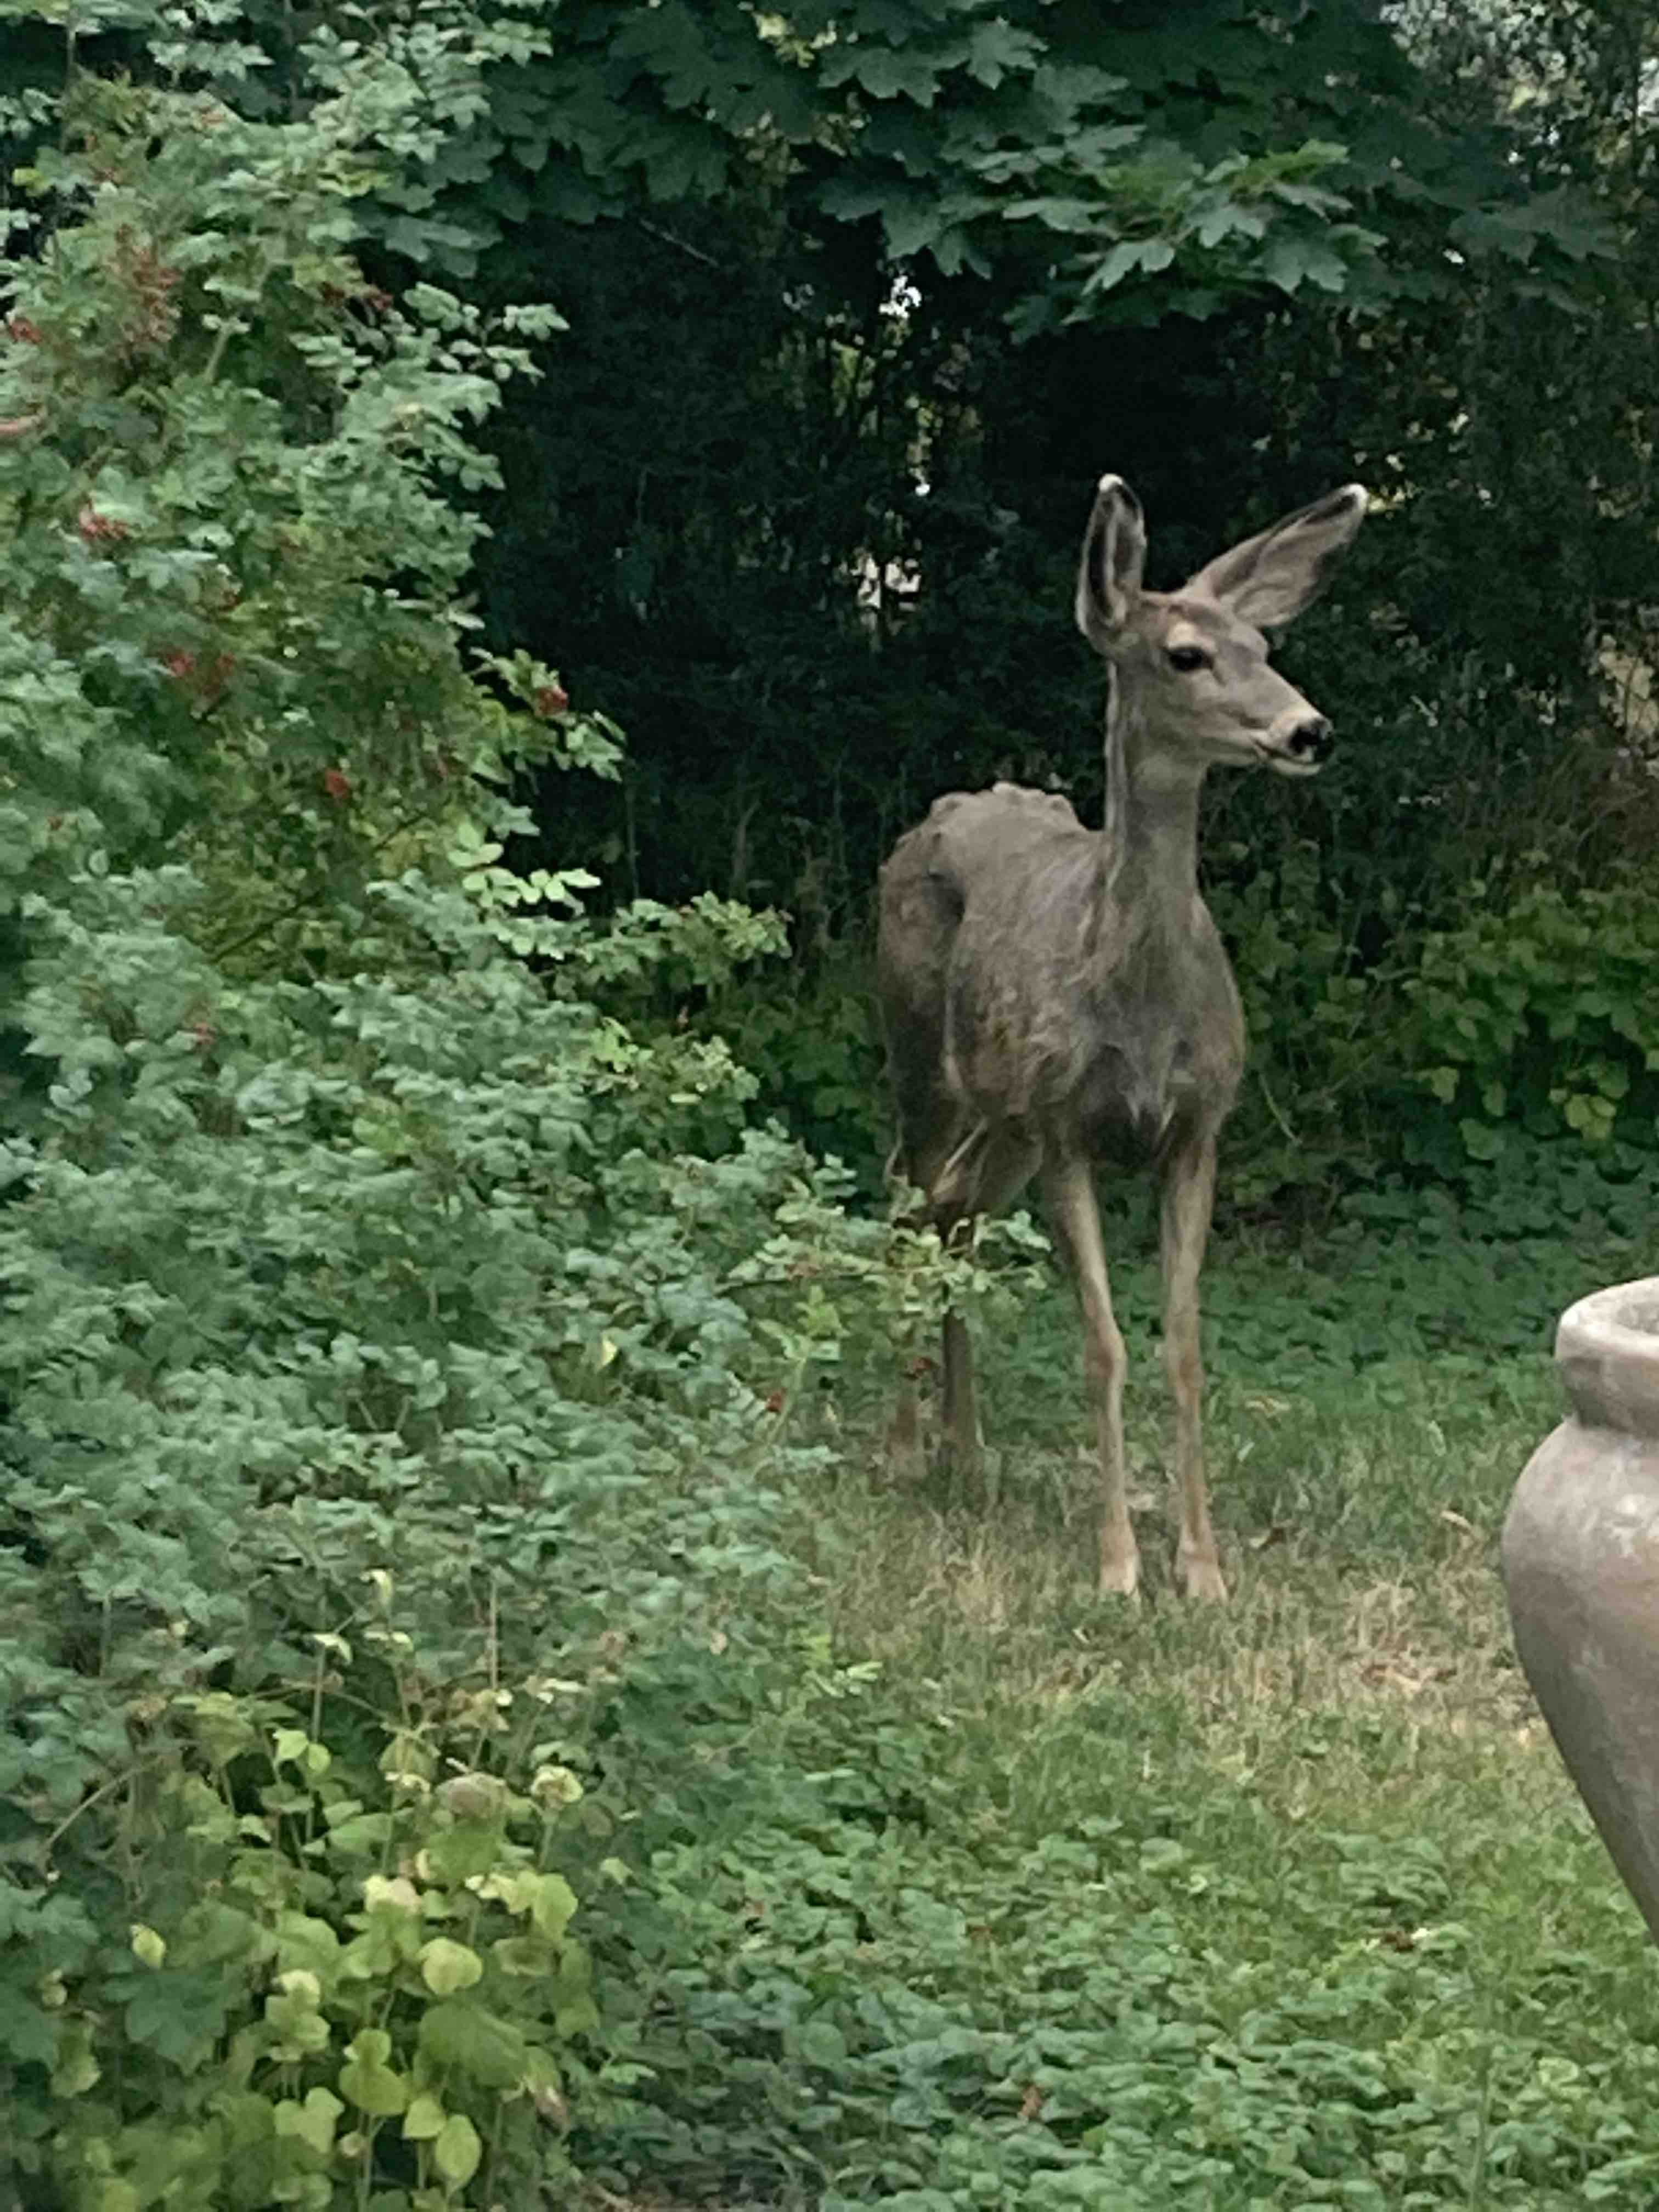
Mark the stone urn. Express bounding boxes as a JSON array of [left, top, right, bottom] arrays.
[[1502, 1277, 1659, 1942]]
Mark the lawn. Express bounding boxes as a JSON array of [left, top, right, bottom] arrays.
[[589, 1190, 1659, 2209]]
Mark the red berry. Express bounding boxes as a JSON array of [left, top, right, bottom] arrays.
[[77, 505, 128, 544]]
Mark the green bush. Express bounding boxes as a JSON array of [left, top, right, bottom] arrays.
[[0, 831, 966, 2203], [702, 950, 889, 1187], [21, 1650, 594, 2207], [1205, 838, 1391, 1205], [1392, 873, 1659, 1177], [0, 16, 1012, 2203], [1198, 847, 1659, 1217]]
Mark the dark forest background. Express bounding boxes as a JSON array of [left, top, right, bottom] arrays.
[[462, 0, 1659, 1197], [12, 0, 1657, 1198]]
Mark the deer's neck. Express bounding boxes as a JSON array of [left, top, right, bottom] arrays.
[[1101, 682, 1204, 926]]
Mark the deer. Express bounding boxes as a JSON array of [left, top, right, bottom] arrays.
[[876, 473, 1368, 1602]]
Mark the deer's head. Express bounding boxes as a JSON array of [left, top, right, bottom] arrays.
[[1075, 476, 1368, 778]]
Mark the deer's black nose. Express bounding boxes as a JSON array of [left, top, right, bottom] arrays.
[[1288, 715, 1333, 763]]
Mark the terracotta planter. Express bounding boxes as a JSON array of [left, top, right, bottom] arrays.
[[1502, 1277, 1659, 1942]]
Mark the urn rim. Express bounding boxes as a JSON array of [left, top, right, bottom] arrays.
[[1556, 1275, 1659, 1437]]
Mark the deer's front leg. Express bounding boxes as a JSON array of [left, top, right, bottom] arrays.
[[1044, 1156, 1138, 1599], [1160, 1135, 1226, 1602]]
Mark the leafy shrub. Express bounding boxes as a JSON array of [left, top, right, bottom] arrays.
[[1392, 873, 1659, 1175], [1205, 837, 1391, 1204], [0, 15, 1013, 2204], [0, 748, 867, 2199], [18, 1637, 595, 2207], [0, 848, 1013, 2202], [703, 951, 889, 1186], [1201, 844, 1659, 1215]]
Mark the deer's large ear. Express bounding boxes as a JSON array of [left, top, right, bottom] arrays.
[[1186, 483, 1367, 629], [1075, 475, 1147, 652]]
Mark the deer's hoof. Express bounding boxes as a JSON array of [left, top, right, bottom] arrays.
[[881, 1428, 927, 1487], [1096, 1550, 1142, 1602], [1178, 1554, 1229, 1605]]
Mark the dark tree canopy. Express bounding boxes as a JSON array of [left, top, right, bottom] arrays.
[[4, 0, 1656, 1182]]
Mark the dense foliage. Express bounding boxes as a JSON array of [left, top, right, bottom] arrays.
[[9, 2, 1650, 1200], [0, 17, 989, 2203], [458, 0, 1657, 1198]]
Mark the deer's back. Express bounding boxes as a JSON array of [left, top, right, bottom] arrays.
[[879, 782, 1244, 1173]]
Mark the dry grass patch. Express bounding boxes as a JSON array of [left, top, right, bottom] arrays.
[[804, 1358, 1585, 1854]]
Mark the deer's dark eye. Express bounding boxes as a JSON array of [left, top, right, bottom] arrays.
[[1166, 644, 1211, 674]]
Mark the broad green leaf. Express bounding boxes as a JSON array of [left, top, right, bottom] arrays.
[[273, 1914, 343, 1978], [340, 2030, 409, 2117], [419, 1938, 483, 1995], [274, 2086, 345, 2155], [418, 2000, 525, 2087], [362, 1876, 422, 1916], [820, 43, 944, 104], [0, 1987, 58, 2069], [432, 2113, 482, 2188], [794, 2017, 848, 2066], [492, 1933, 556, 1978], [265, 1979, 331, 2061], [528, 1871, 578, 1938], [422, 1819, 504, 1883], [403, 2093, 447, 2141], [326, 1812, 394, 1857], [123, 1972, 220, 2065]]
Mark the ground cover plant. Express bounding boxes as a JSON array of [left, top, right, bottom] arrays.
[[579, 1177, 1659, 2210]]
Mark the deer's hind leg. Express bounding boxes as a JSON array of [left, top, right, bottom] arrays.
[[892, 1122, 1037, 1493], [939, 1306, 979, 1489], [883, 1362, 928, 1480], [1043, 1155, 1138, 1599]]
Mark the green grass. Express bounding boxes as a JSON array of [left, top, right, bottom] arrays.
[[591, 1201, 1659, 2210]]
